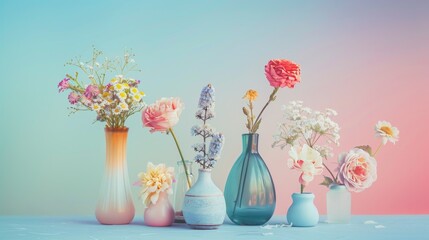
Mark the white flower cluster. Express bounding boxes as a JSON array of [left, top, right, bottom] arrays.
[[272, 101, 340, 158]]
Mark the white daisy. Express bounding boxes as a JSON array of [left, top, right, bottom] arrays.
[[375, 121, 399, 145], [130, 87, 139, 96], [112, 106, 122, 115], [119, 102, 129, 111], [92, 103, 101, 112], [132, 94, 142, 102], [117, 91, 127, 100], [114, 83, 124, 91]]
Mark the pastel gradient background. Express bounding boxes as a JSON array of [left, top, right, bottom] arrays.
[[1, 0, 428, 216]]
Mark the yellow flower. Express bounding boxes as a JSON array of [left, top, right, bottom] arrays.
[[140, 91, 145, 96], [123, 83, 130, 89], [138, 162, 175, 206], [110, 78, 118, 84], [114, 83, 124, 91], [132, 94, 142, 102], [117, 91, 127, 100], [130, 87, 139, 95], [243, 89, 258, 101]]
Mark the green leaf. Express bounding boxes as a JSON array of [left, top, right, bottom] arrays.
[[320, 176, 334, 187], [356, 145, 373, 155]]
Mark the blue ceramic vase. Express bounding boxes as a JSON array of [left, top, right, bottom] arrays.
[[287, 193, 319, 227], [224, 133, 276, 225], [182, 169, 226, 229]]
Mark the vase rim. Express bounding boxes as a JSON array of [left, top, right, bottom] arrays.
[[292, 192, 315, 197], [329, 184, 347, 189], [105, 126, 129, 132], [242, 133, 259, 136], [176, 160, 193, 164], [198, 168, 212, 172]]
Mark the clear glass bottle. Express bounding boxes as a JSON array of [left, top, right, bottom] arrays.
[[224, 133, 276, 225], [173, 160, 193, 223], [327, 184, 351, 223]]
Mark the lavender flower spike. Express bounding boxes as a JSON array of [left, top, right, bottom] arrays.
[[198, 84, 215, 109], [208, 133, 225, 161]]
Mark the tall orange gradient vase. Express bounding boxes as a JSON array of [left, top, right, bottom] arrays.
[[95, 127, 135, 224]]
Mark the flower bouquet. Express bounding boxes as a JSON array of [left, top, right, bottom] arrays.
[[58, 48, 146, 224], [224, 59, 301, 225]]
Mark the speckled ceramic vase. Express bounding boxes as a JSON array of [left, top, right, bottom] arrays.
[[286, 193, 319, 227], [183, 169, 226, 229]]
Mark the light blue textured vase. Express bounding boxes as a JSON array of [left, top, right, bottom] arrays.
[[183, 169, 226, 229], [286, 193, 319, 227]]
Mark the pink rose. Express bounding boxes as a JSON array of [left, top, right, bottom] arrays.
[[143, 97, 183, 133], [84, 85, 100, 99], [265, 59, 300, 88], [338, 148, 377, 192], [58, 78, 70, 92], [68, 92, 80, 104]]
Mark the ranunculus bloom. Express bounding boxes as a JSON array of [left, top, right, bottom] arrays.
[[265, 59, 300, 88], [58, 78, 70, 92], [84, 85, 100, 99], [68, 92, 80, 104], [143, 97, 183, 133], [288, 144, 323, 186], [338, 148, 377, 192]]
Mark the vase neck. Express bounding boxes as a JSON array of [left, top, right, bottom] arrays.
[[105, 127, 129, 168], [176, 160, 193, 174], [197, 169, 213, 184], [242, 133, 259, 153]]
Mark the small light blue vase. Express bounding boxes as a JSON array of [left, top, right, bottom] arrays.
[[183, 169, 226, 229], [286, 193, 319, 227]]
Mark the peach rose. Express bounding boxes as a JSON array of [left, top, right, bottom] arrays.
[[338, 148, 377, 192], [143, 97, 183, 133], [265, 59, 300, 88]]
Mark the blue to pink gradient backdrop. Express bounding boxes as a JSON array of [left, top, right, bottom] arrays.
[[0, 0, 428, 216]]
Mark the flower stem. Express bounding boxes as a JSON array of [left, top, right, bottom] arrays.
[[300, 184, 304, 194], [323, 162, 337, 184], [251, 87, 279, 133], [169, 128, 192, 189], [372, 142, 383, 157]]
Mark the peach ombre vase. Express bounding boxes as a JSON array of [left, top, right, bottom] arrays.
[[95, 127, 135, 224], [144, 191, 175, 227]]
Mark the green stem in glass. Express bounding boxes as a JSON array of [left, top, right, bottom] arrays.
[[169, 128, 192, 188]]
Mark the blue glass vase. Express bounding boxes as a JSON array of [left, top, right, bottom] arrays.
[[224, 133, 276, 225]]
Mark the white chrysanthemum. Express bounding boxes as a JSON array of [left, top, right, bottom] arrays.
[[119, 102, 129, 111], [117, 91, 127, 100], [114, 83, 124, 91], [137, 162, 174, 206], [112, 106, 122, 115], [375, 121, 399, 145], [92, 103, 101, 112], [130, 87, 139, 96]]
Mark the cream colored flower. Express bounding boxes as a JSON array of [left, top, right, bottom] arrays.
[[375, 121, 399, 145], [117, 91, 127, 100], [119, 102, 129, 111], [132, 94, 142, 102], [138, 162, 175, 206], [114, 83, 124, 91], [92, 103, 101, 112], [112, 106, 122, 115], [288, 144, 323, 186], [130, 87, 139, 95]]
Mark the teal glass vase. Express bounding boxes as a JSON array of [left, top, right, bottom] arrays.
[[224, 133, 276, 225]]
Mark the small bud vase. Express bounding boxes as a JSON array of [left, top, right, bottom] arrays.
[[286, 193, 319, 227], [144, 192, 174, 227], [95, 127, 135, 225], [173, 160, 194, 223], [327, 184, 351, 223], [183, 169, 226, 229]]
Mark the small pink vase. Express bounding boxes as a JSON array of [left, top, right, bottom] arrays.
[[144, 192, 174, 227]]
